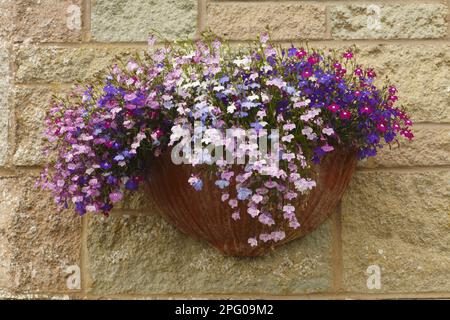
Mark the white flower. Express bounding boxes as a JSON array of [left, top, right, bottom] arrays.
[[322, 127, 334, 136], [261, 93, 270, 103], [294, 178, 317, 193], [300, 108, 321, 121], [213, 85, 225, 92], [281, 134, 294, 142], [262, 65, 273, 73], [227, 103, 236, 114], [169, 125, 189, 146], [233, 56, 251, 69], [266, 78, 287, 89], [302, 126, 317, 140]]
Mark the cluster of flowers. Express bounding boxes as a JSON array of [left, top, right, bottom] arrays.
[[39, 34, 413, 247]]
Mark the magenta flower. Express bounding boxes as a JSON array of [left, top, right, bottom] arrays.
[[343, 51, 354, 59], [327, 103, 340, 113], [339, 110, 351, 119]]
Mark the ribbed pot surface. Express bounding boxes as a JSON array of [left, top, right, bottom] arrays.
[[144, 148, 357, 256]]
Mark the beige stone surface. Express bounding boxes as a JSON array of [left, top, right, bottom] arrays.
[[312, 43, 450, 123], [0, 176, 81, 293], [91, 0, 197, 42], [114, 190, 156, 212], [87, 213, 333, 295], [14, 45, 137, 83], [341, 171, 450, 292], [11, 0, 83, 42], [0, 43, 10, 166], [331, 4, 448, 39], [358, 127, 450, 168], [356, 44, 450, 123], [12, 87, 67, 166], [14, 44, 450, 122], [1, 0, 450, 299], [207, 2, 326, 40], [0, 0, 13, 40]]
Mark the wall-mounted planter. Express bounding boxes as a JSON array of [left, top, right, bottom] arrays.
[[145, 148, 357, 257], [39, 35, 413, 259]]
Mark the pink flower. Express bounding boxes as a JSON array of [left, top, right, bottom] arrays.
[[367, 68, 376, 78], [296, 49, 307, 58], [258, 213, 275, 226], [270, 231, 286, 242], [340, 110, 351, 119], [389, 95, 398, 102], [252, 194, 263, 204], [289, 220, 301, 229], [248, 237, 258, 247], [343, 51, 353, 59], [109, 192, 123, 203], [124, 93, 137, 101], [260, 33, 269, 44], [228, 199, 238, 209], [231, 211, 241, 221], [388, 86, 397, 94], [267, 78, 287, 89], [360, 106, 372, 114], [282, 153, 295, 161], [284, 192, 297, 200], [322, 127, 334, 136], [376, 123, 387, 132], [281, 134, 294, 142], [327, 103, 340, 113], [259, 233, 272, 243], [283, 123, 296, 131], [264, 180, 278, 189], [301, 70, 312, 78], [248, 207, 260, 218], [221, 171, 234, 181], [322, 144, 334, 152]]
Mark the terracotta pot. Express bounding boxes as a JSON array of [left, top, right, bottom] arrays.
[[144, 148, 357, 257]]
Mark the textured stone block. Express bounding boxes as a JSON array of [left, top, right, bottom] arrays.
[[331, 4, 448, 39], [87, 213, 333, 295], [12, 0, 83, 42], [91, 0, 197, 42], [341, 171, 450, 292], [356, 44, 450, 123], [314, 43, 450, 123], [358, 127, 450, 168], [0, 0, 14, 39], [12, 86, 68, 166], [14, 45, 137, 83], [0, 43, 10, 166], [0, 176, 81, 293], [207, 2, 326, 40]]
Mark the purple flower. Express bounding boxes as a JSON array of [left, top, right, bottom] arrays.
[[237, 187, 252, 200], [125, 179, 139, 190], [109, 192, 123, 203], [100, 161, 112, 170], [215, 180, 230, 189]]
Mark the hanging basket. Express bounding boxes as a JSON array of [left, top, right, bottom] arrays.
[[144, 148, 357, 257]]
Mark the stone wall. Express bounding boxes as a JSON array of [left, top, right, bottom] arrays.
[[0, 0, 449, 299]]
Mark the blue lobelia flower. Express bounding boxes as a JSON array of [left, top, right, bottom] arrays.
[[215, 180, 230, 189], [237, 187, 252, 200]]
